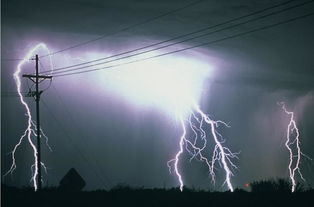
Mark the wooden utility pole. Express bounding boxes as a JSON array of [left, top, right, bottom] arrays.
[[22, 55, 52, 190]]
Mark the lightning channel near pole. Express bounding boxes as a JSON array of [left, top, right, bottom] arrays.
[[3, 43, 53, 191]]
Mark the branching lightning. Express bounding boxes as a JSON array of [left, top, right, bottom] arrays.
[[3, 43, 53, 191], [92, 56, 239, 191], [279, 102, 311, 192], [167, 103, 238, 192], [4, 43, 238, 192]]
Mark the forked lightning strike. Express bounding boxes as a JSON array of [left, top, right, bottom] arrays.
[[5, 43, 238, 192], [168, 103, 238, 192], [280, 102, 311, 192], [3, 43, 53, 191]]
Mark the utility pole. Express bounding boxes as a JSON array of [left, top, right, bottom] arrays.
[[22, 55, 52, 190]]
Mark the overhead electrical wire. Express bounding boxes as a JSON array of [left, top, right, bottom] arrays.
[[53, 12, 314, 78], [50, 85, 112, 188], [40, 0, 301, 74], [42, 90, 109, 189], [1, 58, 24, 61], [1, 92, 27, 97], [39, 0, 206, 58]]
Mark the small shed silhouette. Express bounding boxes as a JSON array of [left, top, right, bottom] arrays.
[[59, 168, 86, 191]]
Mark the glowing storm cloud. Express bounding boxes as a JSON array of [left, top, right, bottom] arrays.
[[96, 54, 239, 191], [100, 55, 211, 116], [6, 45, 238, 192]]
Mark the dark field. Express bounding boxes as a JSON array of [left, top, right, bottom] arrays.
[[2, 184, 314, 207]]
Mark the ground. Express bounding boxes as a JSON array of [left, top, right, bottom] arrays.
[[2, 184, 314, 207]]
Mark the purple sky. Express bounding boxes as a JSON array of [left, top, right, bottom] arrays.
[[2, 0, 314, 190]]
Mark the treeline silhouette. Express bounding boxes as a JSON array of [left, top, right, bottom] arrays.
[[2, 179, 314, 207]]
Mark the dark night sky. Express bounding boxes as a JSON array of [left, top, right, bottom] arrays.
[[1, 0, 314, 191]]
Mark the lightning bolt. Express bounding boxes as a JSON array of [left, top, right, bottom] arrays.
[[168, 103, 238, 192], [3, 43, 53, 191], [279, 102, 311, 192], [5, 43, 237, 192]]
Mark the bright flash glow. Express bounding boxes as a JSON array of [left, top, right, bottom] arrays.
[[3, 43, 53, 191], [279, 102, 311, 192], [5, 44, 237, 192], [92, 53, 237, 191], [98, 55, 211, 117]]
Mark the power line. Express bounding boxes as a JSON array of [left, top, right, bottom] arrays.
[[1, 58, 24, 61], [41, 0, 305, 75], [41, 94, 109, 189], [52, 85, 110, 187], [1, 91, 26, 94], [53, 12, 314, 78], [38, 60, 53, 92], [1, 94, 26, 97], [1, 91, 29, 97], [39, 0, 206, 58]]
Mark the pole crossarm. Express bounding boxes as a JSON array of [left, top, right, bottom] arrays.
[[22, 74, 53, 79]]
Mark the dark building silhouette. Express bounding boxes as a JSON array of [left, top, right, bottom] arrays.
[[59, 168, 86, 191]]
